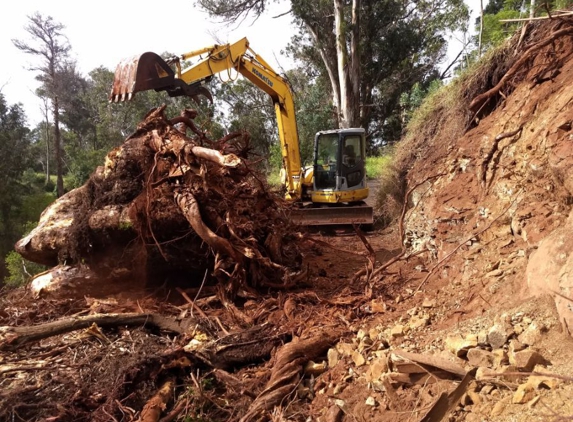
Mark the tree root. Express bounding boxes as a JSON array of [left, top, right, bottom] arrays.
[[138, 378, 175, 422], [470, 26, 573, 113], [239, 332, 339, 422]]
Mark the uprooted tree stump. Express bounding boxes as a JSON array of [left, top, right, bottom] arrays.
[[15, 106, 303, 298]]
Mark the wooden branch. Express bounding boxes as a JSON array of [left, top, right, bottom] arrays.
[[499, 12, 573, 22], [0, 313, 186, 351], [470, 26, 573, 112], [138, 378, 175, 422], [480, 126, 523, 188], [190, 145, 241, 168]]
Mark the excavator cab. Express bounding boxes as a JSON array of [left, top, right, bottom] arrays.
[[288, 129, 372, 227], [312, 129, 369, 204]]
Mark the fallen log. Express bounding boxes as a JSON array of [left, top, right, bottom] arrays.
[[0, 312, 188, 351]]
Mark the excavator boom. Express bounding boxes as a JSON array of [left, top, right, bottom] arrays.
[[109, 38, 373, 227]]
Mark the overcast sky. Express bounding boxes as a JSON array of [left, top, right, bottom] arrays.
[[0, 0, 484, 126]]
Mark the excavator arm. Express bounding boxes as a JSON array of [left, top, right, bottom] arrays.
[[110, 38, 304, 201]]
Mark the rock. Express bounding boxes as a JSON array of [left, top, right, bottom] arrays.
[[371, 299, 387, 313], [368, 327, 380, 340], [476, 367, 496, 381], [509, 349, 546, 371], [527, 367, 562, 390], [490, 396, 510, 417], [395, 294, 402, 304], [390, 325, 405, 338], [328, 348, 340, 368], [499, 365, 523, 383], [352, 351, 366, 367], [477, 330, 488, 346], [445, 334, 478, 357], [467, 389, 481, 405], [492, 349, 509, 368], [365, 396, 377, 406], [337, 342, 354, 357], [508, 339, 525, 354], [422, 298, 436, 308], [467, 348, 495, 368], [325, 405, 344, 422], [487, 323, 514, 349], [512, 383, 535, 404], [334, 399, 346, 409], [481, 384, 495, 395], [333, 384, 346, 395], [518, 323, 543, 346], [366, 358, 389, 383], [305, 360, 327, 376], [409, 316, 429, 330]]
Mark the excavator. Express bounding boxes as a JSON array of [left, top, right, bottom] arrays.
[[109, 38, 372, 226]]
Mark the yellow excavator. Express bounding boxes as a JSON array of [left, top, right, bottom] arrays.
[[109, 38, 372, 226]]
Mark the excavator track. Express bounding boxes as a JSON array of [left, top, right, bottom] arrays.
[[289, 204, 373, 226]]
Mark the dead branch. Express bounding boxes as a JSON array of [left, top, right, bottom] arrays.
[[190, 145, 242, 168], [0, 313, 187, 351], [138, 378, 175, 422], [470, 26, 573, 113], [500, 12, 573, 22]]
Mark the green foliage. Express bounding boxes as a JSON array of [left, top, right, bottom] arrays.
[[480, 9, 521, 50], [365, 154, 392, 180], [4, 250, 45, 287], [478, 0, 573, 51], [399, 80, 443, 127], [267, 143, 283, 186], [65, 146, 107, 189]]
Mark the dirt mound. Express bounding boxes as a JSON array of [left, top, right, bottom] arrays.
[[400, 16, 573, 329]]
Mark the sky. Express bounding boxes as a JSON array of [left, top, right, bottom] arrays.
[[0, 0, 484, 127]]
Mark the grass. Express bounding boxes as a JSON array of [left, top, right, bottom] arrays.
[[365, 154, 392, 180]]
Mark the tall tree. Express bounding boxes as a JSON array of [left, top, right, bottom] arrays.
[[0, 94, 30, 278], [13, 13, 71, 197], [200, 0, 469, 142]]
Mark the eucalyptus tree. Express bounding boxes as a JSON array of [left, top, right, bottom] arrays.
[[199, 0, 469, 143], [13, 13, 71, 197]]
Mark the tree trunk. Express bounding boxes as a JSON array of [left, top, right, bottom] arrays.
[[530, 0, 536, 19], [52, 95, 64, 197], [334, 0, 361, 128], [304, 23, 341, 123], [478, 0, 484, 57]]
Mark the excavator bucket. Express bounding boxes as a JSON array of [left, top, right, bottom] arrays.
[[289, 205, 373, 226], [109, 52, 213, 103]]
